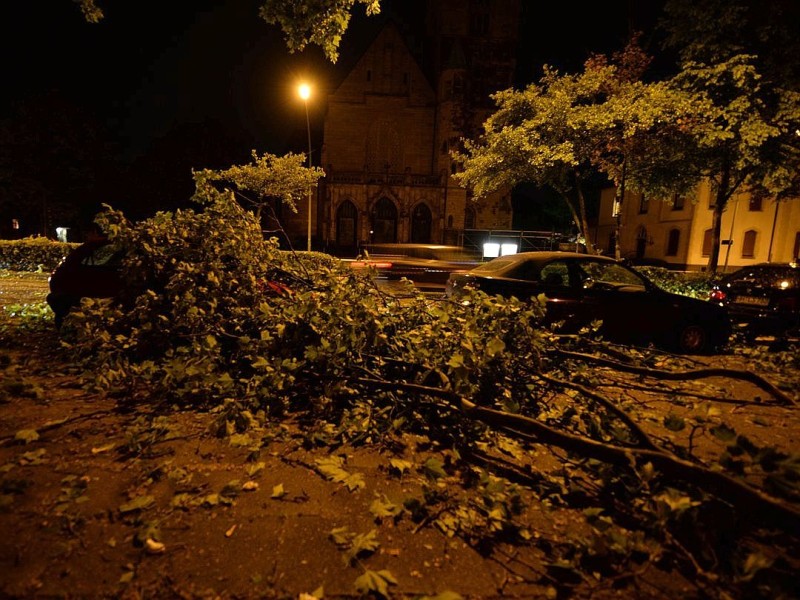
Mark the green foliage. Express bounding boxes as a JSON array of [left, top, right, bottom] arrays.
[[0, 238, 78, 271], [455, 42, 701, 253], [74, 0, 103, 23], [196, 150, 325, 215], [50, 163, 800, 597], [258, 0, 382, 63], [66, 177, 547, 426]]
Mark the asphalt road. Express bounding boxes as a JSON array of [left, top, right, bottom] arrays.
[[0, 273, 50, 308]]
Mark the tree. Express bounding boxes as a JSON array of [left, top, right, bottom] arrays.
[[660, 0, 800, 272], [454, 43, 699, 255], [258, 0, 381, 62], [665, 58, 800, 272], [661, 0, 800, 90], [196, 150, 325, 242], [73, 0, 383, 63]]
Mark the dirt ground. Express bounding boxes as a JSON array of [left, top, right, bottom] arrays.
[[0, 274, 798, 599]]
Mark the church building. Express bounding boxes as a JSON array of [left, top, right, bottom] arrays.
[[292, 1, 521, 254]]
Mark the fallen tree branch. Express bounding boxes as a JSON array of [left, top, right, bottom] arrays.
[[552, 349, 796, 406], [536, 373, 662, 452], [352, 375, 800, 533], [0, 409, 110, 447], [460, 397, 800, 535]]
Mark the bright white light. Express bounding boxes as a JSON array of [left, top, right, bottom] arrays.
[[55, 227, 68, 243], [780, 279, 790, 289], [501, 243, 518, 256], [298, 83, 311, 101], [483, 243, 500, 258]]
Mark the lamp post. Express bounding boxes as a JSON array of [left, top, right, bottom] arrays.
[[298, 82, 313, 252]]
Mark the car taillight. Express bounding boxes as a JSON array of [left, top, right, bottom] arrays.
[[709, 289, 726, 302]]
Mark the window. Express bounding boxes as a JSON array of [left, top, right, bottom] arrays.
[[469, 0, 490, 36], [749, 196, 763, 211], [741, 229, 757, 258], [638, 194, 649, 214], [538, 261, 570, 287], [366, 121, 401, 172], [464, 207, 476, 229], [666, 228, 680, 256], [672, 194, 686, 210], [702, 229, 713, 257]]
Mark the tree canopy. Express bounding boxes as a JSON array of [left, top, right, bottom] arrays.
[[197, 150, 325, 217], [454, 43, 701, 254], [74, 0, 384, 63]]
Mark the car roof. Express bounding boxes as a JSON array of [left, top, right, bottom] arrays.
[[493, 251, 617, 263], [723, 263, 798, 276]]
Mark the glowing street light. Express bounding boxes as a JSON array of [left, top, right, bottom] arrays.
[[298, 82, 313, 251]]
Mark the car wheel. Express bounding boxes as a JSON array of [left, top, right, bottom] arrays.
[[676, 322, 709, 354]]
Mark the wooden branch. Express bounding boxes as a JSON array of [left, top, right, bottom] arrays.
[[552, 349, 796, 406], [0, 409, 110, 446], [351, 376, 800, 533], [537, 373, 662, 452], [460, 397, 800, 535]]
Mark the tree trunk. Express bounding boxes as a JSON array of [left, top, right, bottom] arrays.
[[575, 175, 595, 254], [708, 165, 731, 273], [558, 192, 583, 246]]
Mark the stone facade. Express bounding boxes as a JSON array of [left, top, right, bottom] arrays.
[[300, 1, 519, 255]]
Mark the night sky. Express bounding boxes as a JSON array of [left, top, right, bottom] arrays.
[[1, 0, 665, 232]]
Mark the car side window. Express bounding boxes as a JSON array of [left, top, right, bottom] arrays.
[[539, 262, 569, 287], [81, 245, 120, 267], [578, 261, 645, 288]]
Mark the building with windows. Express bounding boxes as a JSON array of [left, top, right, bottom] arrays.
[[294, 1, 519, 255], [594, 181, 800, 272]]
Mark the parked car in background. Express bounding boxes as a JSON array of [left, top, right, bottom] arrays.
[[47, 241, 124, 327], [709, 263, 800, 342], [447, 251, 731, 354], [350, 244, 481, 291], [47, 240, 297, 328]]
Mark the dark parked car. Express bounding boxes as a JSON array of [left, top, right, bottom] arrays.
[[47, 241, 124, 327], [446, 251, 731, 353], [47, 241, 296, 328], [350, 244, 481, 290], [709, 263, 800, 341]]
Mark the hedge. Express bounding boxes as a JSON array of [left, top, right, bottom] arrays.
[[0, 237, 80, 272]]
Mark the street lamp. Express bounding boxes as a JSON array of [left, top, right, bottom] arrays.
[[298, 82, 313, 252]]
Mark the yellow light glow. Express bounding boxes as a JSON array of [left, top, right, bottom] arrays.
[[298, 83, 311, 101]]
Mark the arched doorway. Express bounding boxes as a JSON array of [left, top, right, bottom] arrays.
[[410, 203, 432, 243], [336, 200, 358, 250], [371, 197, 397, 243]]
